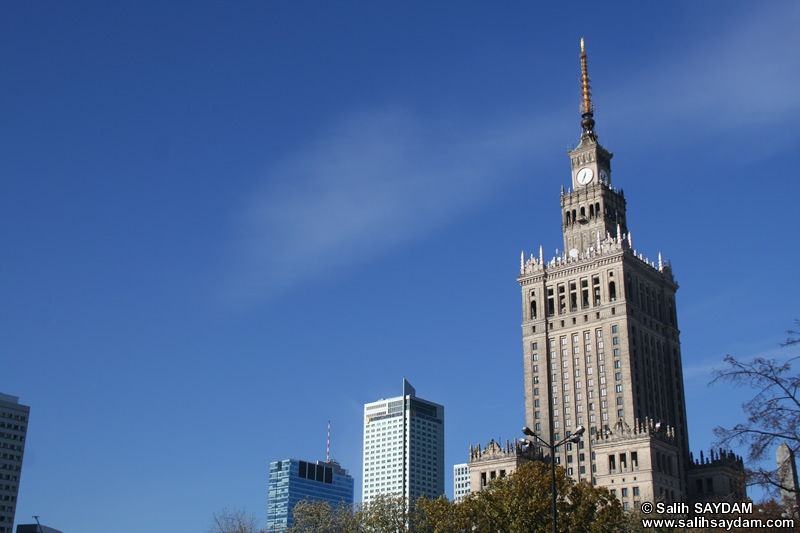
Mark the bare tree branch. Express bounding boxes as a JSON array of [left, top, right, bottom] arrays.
[[710, 322, 800, 495]]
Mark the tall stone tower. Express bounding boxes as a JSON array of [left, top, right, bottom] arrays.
[[517, 40, 690, 507]]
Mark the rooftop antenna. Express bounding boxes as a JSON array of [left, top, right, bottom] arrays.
[[326, 420, 331, 462]]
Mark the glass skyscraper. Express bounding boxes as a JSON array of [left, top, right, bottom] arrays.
[[362, 379, 444, 505], [266, 458, 354, 532]]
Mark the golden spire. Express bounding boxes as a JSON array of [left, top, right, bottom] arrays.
[[579, 38, 596, 136]]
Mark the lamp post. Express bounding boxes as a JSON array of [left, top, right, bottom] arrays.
[[521, 425, 585, 533]]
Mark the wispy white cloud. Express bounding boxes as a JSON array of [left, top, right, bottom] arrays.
[[605, 2, 799, 142], [222, 108, 555, 304], [222, 3, 799, 305]]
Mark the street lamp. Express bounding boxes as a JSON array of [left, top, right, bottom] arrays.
[[521, 425, 585, 533]]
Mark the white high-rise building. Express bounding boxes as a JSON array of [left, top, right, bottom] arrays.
[[362, 379, 444, 505], [453, 463, 470, 503]]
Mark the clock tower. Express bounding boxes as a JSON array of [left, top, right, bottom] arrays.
[[518, 40, 695, 507], [561, 39, 628, 258]]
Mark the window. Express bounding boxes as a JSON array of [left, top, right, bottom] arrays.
[[613, 337, 619, 345], [612, 325, 618, 333], [573, 334, 579, 343], [616, 385, 623, 393], [615, 372, 622, 381], [532, 353, 538, 361], [618, 409, 624, 417], [633, 487, 640, 496], [534, 387, 539, 395], [533, 376, 539, 384], [622, 488, 628, 497], [575, 357, 580, 366], [616, 397, 623, 405], [534, 399, 540, 407], [532, 342, 538, 350], [535, 412, 540, 419], [563, 360, 569, 368], [560, 337, 566, 346], [614, 360, 621, 368], [533, 365, 538, 372], [585, 332, 591, 340], [614, 349, 620, 356], [573, 346, 580, 354], [596, 330, 603, 338], [575, 369, 581, 377]]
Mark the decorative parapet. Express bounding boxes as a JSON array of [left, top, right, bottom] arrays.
[[519, 230, 674, 282], [689, 448, 744, 470], [593, 417, 676, 445], [469, 438, 543, 463]]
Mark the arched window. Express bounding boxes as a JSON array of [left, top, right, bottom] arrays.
[[531, 300, 537, 319], [589, 204, 595, 217], [595, 203, 601, 217], [566, 211, 571, 225], [580, 207, 586, 218], [609, 281, 617, 301]]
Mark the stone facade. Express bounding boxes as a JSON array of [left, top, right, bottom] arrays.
[[512, 41, 744, 506], [468, 438, 543, 494], [686, 449, 746, 504]]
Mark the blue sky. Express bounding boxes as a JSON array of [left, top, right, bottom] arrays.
[[2, 2, 799, 531]]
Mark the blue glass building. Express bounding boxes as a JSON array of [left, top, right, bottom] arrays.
[[266, 458, 354, 532]]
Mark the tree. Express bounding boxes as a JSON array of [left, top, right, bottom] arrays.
[[209, 508, 263, 533], [710, 322, 800, 494], [288, 499, 361, 533], [286, 462, 625, 532], [462, 461, 624, 533]]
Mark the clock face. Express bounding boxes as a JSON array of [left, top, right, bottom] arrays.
[[576, 167, 594, 185], [600, 169, 609, 183]]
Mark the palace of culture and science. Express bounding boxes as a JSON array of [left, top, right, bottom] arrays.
[[467, 41, 745, 509]]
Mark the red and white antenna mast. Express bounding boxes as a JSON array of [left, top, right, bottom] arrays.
[[326, 420, 331, 462]]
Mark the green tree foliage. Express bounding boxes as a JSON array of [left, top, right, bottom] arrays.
[[288, 461, 625, 532], [462, 461, 624, 533]]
